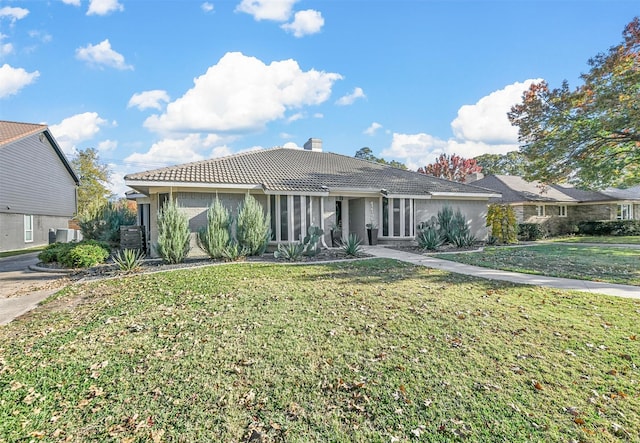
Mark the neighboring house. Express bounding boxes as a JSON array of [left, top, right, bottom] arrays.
[[470, 174, 640, 235], [125, 139, 500, 257], [0, 121, 79, 252]]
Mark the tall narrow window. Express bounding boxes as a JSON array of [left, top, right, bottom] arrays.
[[24, 215, 33, 242], [293, 196, 302, 241], [536, 205, 546, 217], [280, 196, 288, 241], [404, 199, 412, 236], [382, 198, 389, 236], [158, 193, 169, 211], [392, 199, 401, 236], [305, 196, 312, 229], [270, 195, 277, 240]]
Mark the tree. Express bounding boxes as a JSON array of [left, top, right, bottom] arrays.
[[355, 147, 407, 170], [474, 151, 530, 176], [418, 153, 482, 182], [508, 17, 640, 189], [71, 148, 112, 216]]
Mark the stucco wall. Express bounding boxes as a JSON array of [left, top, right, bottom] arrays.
[[414, 199, 489, 240]]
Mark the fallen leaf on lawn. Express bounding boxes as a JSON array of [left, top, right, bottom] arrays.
[[411, 425, 426, 437], [150, 429, 165, 442], [574, 418, 585, 425], [532, 381, 544, 391], [607, 369, 618, 376]]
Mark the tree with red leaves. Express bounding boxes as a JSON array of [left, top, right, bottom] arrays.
[[418, 153, 482, 183]]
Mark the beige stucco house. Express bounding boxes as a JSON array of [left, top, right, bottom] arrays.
[[125, 139, 500, 257]]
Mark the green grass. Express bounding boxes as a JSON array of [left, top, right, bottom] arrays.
[[1, 260, 639, 442], [435, 245, 640, 286], [0, 245, 47, 258], [551, 236, 640, 245]]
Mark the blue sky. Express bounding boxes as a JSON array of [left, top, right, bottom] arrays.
[[1, 0, 637, 196]]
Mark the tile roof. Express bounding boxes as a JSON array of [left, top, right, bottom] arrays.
[[125, 147, 495, 196], [0, 121, 48, 147]]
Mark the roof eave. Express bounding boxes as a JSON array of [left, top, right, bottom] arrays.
[[430, 192, 501, 199]]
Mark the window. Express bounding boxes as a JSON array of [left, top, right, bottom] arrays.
[[158, 193, 169, 211], [24, 215, 33, 242], [381, 197, 413, 237], [269, 195, 313, 242], [535, 205, 546, 217], [558, 205, 567, 217], [617, 204, 632, 220]]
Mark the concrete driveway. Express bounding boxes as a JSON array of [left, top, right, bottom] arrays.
[[0, 252, 69, 325]]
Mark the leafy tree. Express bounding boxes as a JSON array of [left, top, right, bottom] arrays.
[[197, 198, 231, 259], [71, 148, 113, 216], [508, 17, 640, 189], [474, 151, 530, 176], [355, 147, 407, 170], [418, 153, 482, 182]]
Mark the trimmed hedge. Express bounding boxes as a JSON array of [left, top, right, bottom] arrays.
[[577, 220, 640, 236]]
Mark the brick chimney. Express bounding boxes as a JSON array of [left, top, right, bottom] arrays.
[[303, 138, 322, 152]]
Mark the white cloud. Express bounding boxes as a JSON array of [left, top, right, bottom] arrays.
[[364, 122, 382, 136], [380, 80, 542, 169], [61, 0, 81, 6], [313, 113, 323, 118], [1, 42, 13, 57], [281, 9, 324, 37], [236, 0, 297, 21], [124, 133, 228, 168], [336, 87, 365, 106], [144, 51, 342, 134], [97, 139, 117, 153], [0, 64, 40, 98], [128, 90, 170, 110], [286, 112, 304, 123], [451, 79, 542, 144], [49, 112, 108, 155], [76, 39, 133, 70], [283, 141, 301, 149], [87, 0, 124, 16], [0, 6, 29, 24], [201, 2, 215, 13], [28, 30, 53, 43]]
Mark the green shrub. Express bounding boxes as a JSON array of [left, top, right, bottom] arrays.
[[156, 199, 191, 264], [113, 248, 145, 272], [518, 223, 545, 241], [60, 242, 109, 268], [274, 242, 304, 261], [416, 227, 443, 250], [79, 202, 136, 247], [38, 243, 72, 263], [197, 198, 231, 259], [578, 220, 640, 236], [236, 195, 270, 256], [340, 234, 362, 257]]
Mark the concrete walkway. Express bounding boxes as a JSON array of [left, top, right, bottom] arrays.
[[363, 246, 640, 299], [0, 252, 68, 325]]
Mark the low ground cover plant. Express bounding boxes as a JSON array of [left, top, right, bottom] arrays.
[[0, 260, 638, 441], [435, 244, 640, 286]]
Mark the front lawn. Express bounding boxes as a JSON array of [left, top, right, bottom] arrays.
[[551, 236, 640, 245], [1, 260, 638, 442], [435, 244, 640, 286]]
